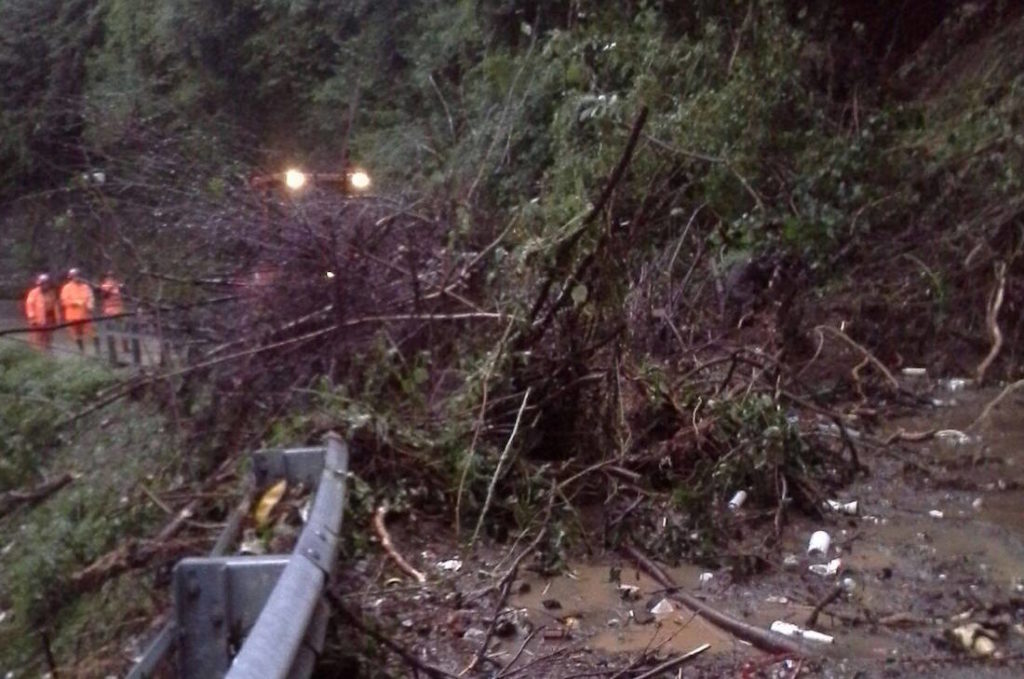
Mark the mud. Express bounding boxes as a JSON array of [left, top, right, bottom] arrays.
[[339, 377, 1024, 677]]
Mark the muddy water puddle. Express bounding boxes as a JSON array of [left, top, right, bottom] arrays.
[[510, 564, 739, 657]]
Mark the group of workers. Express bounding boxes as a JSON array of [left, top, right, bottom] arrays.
[[23, 269, 125, 353]]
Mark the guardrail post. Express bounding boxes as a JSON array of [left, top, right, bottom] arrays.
[[127, 434, 350, 679]]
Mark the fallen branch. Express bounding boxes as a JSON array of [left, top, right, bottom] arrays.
[[622, 544, 812, 656], [471, 387, 532, 547], [0, 473, 73, 517], [463, 527, 547, 675], [373, 503, 426, 584], [520, 106, 649, 342], [805, 584, 844, 627], [70, 538, 200, 593], [632, 644, 711, 679], [976, 261, 1006, 385], [967, 378, 1024, 432], [330, 597, 457, 679], [883, 428, 937, 445], [814, 325, 900, 392]]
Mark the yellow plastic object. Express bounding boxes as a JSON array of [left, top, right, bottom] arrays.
[[253, 479, 287, 527]]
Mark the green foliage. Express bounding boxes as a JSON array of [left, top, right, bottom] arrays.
[[0, 345, 175, 672], [0, 344, 115, 491]]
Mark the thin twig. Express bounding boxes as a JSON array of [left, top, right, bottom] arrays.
[[967, 378, 1024, 432], [814, 325, 900, 391], [330, 597, 457, 679], [976, 261, 1006, 385], [373, 503, 426, 584], [463, 527, 548, 675], [471, 388, 532, 547], [632, 644, 711, 679], [456, 318, 515, 539]]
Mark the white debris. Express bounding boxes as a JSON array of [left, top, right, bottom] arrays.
[[928, 509, 944, 519], [650, 599, 675, 616], [618, 584, 641, 601], [727, 490, 748, 511], [698, 572, 714, 587], [437, 559, 463, 573], [809, 558, 843, 577], [935, 429, 973, 446], [971, 497, 983, 510], [807, 530, 831, 557], [238, 528, 266, 555], [299, 499, 311, 523], [766, 595, 789, 604], [901, 367, 928, 377], [942, 378, 971, 392], [825, 499, 859, 515], [950, 623, 997, 656], [770, 620, 834, 644], [782, 554, 801, 570]]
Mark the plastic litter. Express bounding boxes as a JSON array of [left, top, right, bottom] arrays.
[[770, 620, 834, 644], [825, 499, 859, 515], [928, 509, 944, 519], [650, 599, 675, 616], [935, 429, 973, 446], [942, 378, 971, 392], [901, 367, 927, 377], [698, 572, 714, 587], [949, 623, 997, 656], [618, 584, 641, 601], [809, 558, 842, 577], [727, 490, 748, 511], [807, 530, 831, 557], [437, 558, 463, 572]]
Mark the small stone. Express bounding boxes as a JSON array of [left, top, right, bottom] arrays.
[[618, 584, 641, 601], [541, 598, 562, 610], [631, 607, 655, 625], [512, 580, 531, 595], [463, 627, 486, 642], [494, 619, 517, 638]]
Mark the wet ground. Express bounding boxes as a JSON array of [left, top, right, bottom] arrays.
[[340, 377, 1024, 677]]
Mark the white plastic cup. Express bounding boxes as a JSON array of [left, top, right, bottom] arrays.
[[727, 490, 748, 511], [807, 530, 831, 557], [770, 621, 800, 637]]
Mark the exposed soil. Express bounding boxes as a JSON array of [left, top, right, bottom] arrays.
[[334, 376, 1024, 677]]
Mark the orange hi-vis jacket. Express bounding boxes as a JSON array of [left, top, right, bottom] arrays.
[[25, 286, 60, 326], [59, 280, 95, 322], [99, 278, 125, 316]]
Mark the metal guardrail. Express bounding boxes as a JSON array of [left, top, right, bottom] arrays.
[[128, 433, 350, 678]]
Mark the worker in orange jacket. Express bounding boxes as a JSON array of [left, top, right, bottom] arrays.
[[99, 270, 130, 353], [24, 274, 60, 351], [60, 268, 96, 353]]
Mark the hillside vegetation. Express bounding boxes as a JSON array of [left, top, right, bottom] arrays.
[[2, 1, 1024, 675]]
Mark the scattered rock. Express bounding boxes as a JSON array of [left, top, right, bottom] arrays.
[[618, 584, 641, 601], [436, 558, 462, 572], [631, 607, 655, 625], [494, 619, 517, 638], [650, 599, 674, 616], [463, 627, 486, 642], [541, 598, 562, 610]]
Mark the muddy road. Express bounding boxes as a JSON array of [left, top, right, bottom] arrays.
[[339, 377, 1024, 677]]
